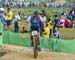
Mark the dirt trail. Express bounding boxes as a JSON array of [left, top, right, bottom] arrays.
[[0, 44, 75, 60]]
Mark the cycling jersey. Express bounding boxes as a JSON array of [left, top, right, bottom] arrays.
[[30, 16, 41, 28]]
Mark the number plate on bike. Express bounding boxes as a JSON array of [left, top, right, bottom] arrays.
[[32, 31, 38, 36]]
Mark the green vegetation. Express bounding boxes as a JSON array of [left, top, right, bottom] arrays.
[[5, 7, 70, 19]]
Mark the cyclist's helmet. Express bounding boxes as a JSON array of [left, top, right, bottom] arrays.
[[34, 11, 38, 16]]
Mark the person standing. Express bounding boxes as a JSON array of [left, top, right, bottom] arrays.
[[39, 10, 46, 36], [53, 27, 61, 52], [24, 15, 29, 32], [43, 23, 50, 50], [69, 8, 75, 19], [60, 13, 65, 28], [14, 11, 21, 32], [6, 7, 13, 31], [47, 18, 53, 38], [53, 15, 60, 33]]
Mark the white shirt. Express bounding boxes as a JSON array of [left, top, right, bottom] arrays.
[[14, 14, 20, 21], [72, 11, 75, 15], [60, 19, 65, 27], [40, 16, 46, 22]]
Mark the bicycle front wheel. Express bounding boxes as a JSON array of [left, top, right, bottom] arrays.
[[34, 38, 38, 58]]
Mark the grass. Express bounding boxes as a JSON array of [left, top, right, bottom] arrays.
[[4, 7, 71, 19], [60, 28, 75, 39]]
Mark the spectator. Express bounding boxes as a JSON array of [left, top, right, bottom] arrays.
[[5, 0, 9, 7], [67, 15, 73, 28], [53, 27, 61, 52], [0, 7, 7, 27], [69, 8, 75, 19], [43, 23, 50, 50], [53, 27, 61, 39], [41, 10, 46, 28], [73, 18, 75, 27], [53, 15, 60, 33], [60, 13, 66, 28], [24, 15, 30, 32], [47, 18, 53, 38], [13, 11, 21, 32], [6, 7, 13, 31], [39, 10, 46, 36]]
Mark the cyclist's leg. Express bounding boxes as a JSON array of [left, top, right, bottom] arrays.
[[30, 32, 34, 47], [37, 26, 41, 45], [30, 26, 33, 47], [37, 32, 40, 45], [37, 31, 42, 51]]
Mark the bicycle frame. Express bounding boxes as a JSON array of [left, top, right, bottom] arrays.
[[32, 31, 38, 58]]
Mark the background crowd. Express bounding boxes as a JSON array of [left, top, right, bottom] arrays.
[[0, 7, 75, 36]]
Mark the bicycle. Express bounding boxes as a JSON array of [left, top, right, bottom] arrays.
[[32, 31, 38, 58]]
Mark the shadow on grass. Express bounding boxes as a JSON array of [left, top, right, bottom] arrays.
[[0, 52, 7, 57]]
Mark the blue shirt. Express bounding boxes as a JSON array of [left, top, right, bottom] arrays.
[[70, 14, 75, 19], [0, 13, 6, 24], [30, 16, 41, 28], [54, 18, 60, 26]]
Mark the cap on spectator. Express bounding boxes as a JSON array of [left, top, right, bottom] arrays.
[[0, 8, 4, 12]]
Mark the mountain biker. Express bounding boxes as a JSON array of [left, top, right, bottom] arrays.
[[26, 11, 43, 50]]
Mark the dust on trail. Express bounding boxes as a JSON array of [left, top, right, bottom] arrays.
[[0, 44, 75, 60], [0, 51, 75, 60]]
